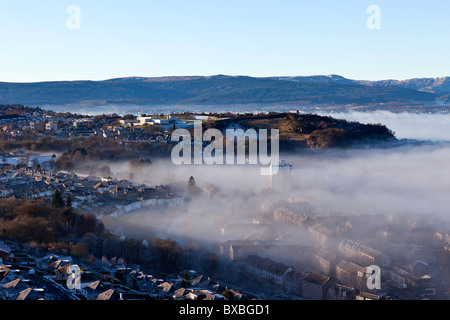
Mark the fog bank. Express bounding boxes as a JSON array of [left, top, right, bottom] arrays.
[[327, 110, 450, 141]]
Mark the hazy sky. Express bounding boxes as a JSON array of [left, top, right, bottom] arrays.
[[0, 0, 449, 82]]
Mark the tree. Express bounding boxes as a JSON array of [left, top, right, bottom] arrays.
[[71, 148, 87, 161], [151, 238, 181, 272], [222, 290, 234, 300], [129, 158, 152, 168], [66, 195, 72, 208], [49, 157, 56, 172], [55, 154, 74, 170], [188, 176, 199, 196], [203, 253, 219, 275], [52, 190, 65, 208], [100, 165, 112, 177], [123, 114, 135, 120], [182, 272, 191, 288], [71, 242, 90, 259]]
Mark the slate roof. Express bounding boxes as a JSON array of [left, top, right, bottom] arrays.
[[302, 272, 331, 286]]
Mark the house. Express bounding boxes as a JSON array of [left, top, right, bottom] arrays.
[[119, 119, 137, 126], [407, 260, 430, 277], [243, 255, 294, 288], [81, 280, 112, 300], [0, 242, 12, 263], [355, 291, 382, 300], [0, 264, 10, 280], [226, 289, 242, 300], [183, 289, 207, 300], [312, 248, 338, 276], [54, 263, 72, 284], [389, 266, 416, 289], [101, 262, 125, 279], [301, 272, 333, 300], [79, 270, 99, 289], [190, 275, 203, 286], [0, 187, 13, 198], [172, 287, 186, 300], [123, 269, 144, 289], [154, 282, 175, 298], [284, 269, 302, 296], [15, 287, 45, 300], [327, 283, 357, 300], [73, 119, 94, 128], [211, 282, 227, 294], [180, 289, 221, 300], [198, 289, 225, 300], [415, 275, 436, 297], [435, 229, 448, 242], [273, 207, 312, 227], [136, 117, 154, 126], [220, 240, 280, 261], [338, 239, 390, 268], [45, 121, 58, 131], [93, 182, 111, 193], [96, 288, 118, 300], [43, 254, 72, 271], [388, 266, 436, 296], [308, 223, 336, 249], [131, 273, 154, 292], [0, 279, 30, 300], [198, 277, 211, 288], [335, 259, 368, 291], [153, 118, 169, 125]]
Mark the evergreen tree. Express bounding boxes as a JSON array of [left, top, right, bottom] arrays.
[[52, 189, 65, 208], [187, 176, 199, 196], [182, 272, 191, 288], [66, 195, 72, 208]]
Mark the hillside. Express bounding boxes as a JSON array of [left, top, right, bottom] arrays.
[[202, 112, 396, 149], [0, 75, 446, 108]]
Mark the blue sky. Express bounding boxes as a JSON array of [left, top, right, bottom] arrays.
[[0, 0, 449, 82]]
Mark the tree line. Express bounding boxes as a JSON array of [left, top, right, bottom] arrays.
[[0, 195, 219, 278]]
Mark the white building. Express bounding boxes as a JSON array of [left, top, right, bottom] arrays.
[[45, 121, 58, 131], [152, 118, 169, 125], [118, 119, 139, 126], [73, 119, 95, 128], [138, 117, 154, 124]]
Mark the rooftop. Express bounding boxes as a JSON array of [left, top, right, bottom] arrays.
[[303, 272, 331, 286]]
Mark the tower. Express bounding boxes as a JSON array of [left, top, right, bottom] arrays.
[[269, 160, 292, 190]]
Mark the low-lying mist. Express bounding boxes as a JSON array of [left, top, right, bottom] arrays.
[[100, 141, 450, 254], [327, 110, 450, 141]]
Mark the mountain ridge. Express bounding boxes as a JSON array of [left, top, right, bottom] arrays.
[[0, 74, 449, 108]]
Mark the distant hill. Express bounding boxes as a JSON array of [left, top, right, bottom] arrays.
[[271, 75, 450, 94], [0, 75, 448, 108], [364, 77, 450, 94], [203, 112, 396, 149]]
